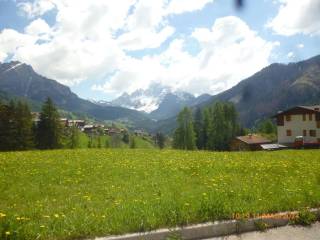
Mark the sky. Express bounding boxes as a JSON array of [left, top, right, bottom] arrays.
[[0, 0, 319, 101]]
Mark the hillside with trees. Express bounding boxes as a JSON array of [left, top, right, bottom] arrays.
[[173, 102, 241, 151]]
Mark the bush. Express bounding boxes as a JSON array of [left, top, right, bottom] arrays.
[[294, 210, 317, 226]]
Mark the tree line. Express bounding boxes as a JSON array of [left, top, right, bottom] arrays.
[[0, 98, 79, 151], [0, 97, 168, 151], [173, 102, 243, 151]]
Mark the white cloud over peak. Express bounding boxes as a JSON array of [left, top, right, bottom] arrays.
[[268, 0, 320, 36], [94, 16, 278, 96], [2, 1, 277, 98], [0, 29, 36, 61]]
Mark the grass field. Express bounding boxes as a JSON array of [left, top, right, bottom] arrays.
[[1, 149, 320, 239]]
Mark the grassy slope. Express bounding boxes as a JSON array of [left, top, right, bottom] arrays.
[[0, 149, 320, 239], [77, 134, 156, 149]]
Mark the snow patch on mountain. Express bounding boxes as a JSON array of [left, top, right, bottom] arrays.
[[111, 83, 191, 113]]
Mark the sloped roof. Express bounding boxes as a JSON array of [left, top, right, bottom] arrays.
[[273, 105, 320, 117], [236, 135, 272, 145]]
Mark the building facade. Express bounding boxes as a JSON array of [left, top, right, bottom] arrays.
[[274, 105, 320, 145]]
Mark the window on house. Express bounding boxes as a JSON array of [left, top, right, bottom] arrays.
[[302, 114, 306, 121], [317, 121, 320, 128], [286, 130, 292, 136], [286, 115, 291, 121], [309, 114, 313, 121], [309, 130, 316, 137], [303, 130, 307, 136]]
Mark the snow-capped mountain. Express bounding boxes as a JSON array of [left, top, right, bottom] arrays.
[[111, 83, 212, 120], [111, 84, 174, 113]]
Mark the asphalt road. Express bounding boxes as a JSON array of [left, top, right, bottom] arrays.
[[207, 222, 320, 240]]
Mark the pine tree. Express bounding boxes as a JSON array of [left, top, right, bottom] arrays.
[[68, 125, 80, 149], [129, 135, 136, 149], [194, 107, 205, 150], [155, 132, 165, 149], [173, 107, 196, 150], [202, 107, 212, 150], [36, 98, 62, 149], [14, 101, 34, 150], [205, 102, 239, 151], [122, 131, 130, 144]]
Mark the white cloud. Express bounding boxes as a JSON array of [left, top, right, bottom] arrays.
[[4, 2, 276, 98], [18, 0, 56, 18], [3, 0, 213, 86], [297, 43, 304, 48], [94, 16, 278, 96], [24, 18, 51, 37], [287, 51, 294, 59], [0, 29, 36, 61], [118, 26, 175, 51], [268, 0, 320, 36], [167, 0, 213, 15]]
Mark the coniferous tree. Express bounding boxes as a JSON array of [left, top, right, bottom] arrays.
[[194, 107, 205, 150], [0, 100, 34, 151], [129, 135, 136, 149], [14, 101, 34, 150], [155, 132, 165, 149], [173, 107, 196, 150], [0, 101, 11, 151], [7, 101, 19, 150], [202, 107, 212, 150], [122, 132, 130, 144], [205, 102, 239, 151], [36, 98, 62, 149], [67, 125, 80, 149]]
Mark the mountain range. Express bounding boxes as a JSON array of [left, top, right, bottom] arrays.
[[110, 84, 211, 120], [0, 61, 153, 128], [0, 54, 320, 133]]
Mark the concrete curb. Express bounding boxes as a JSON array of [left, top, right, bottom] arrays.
[[94, 208, 320, 240]]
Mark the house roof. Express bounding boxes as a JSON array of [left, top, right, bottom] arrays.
[[272, 105, 320, 118], [236, 135, 272, 145]]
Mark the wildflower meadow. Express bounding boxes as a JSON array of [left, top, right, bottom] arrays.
[[0, 149, 320, 239]]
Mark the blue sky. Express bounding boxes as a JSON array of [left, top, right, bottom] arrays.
[[0, 0, 319, 100]]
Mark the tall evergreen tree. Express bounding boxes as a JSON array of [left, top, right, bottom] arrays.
[[0, 100, 34, 151], [14, 101, 34, 150], [173, 107, 196, 150], [155, 132, 165, 149], [67, 125, 80, 149], [129, 135, 136, 149], [36, 98, 62, 149], [205, 102, 239, 151], [194, 107, 205, 150]]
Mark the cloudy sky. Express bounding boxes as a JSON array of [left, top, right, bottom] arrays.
[[0, 0, 319, 100]]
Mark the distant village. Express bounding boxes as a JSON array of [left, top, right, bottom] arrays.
[[30, 104, 320, 151], [31, 112, 149, 137]]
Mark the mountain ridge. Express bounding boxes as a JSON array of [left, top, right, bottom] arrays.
[[111, 83, 211, 120], [0, 61, 154, 129]]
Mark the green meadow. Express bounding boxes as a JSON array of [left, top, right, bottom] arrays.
[[1, 149, 320, 239]]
